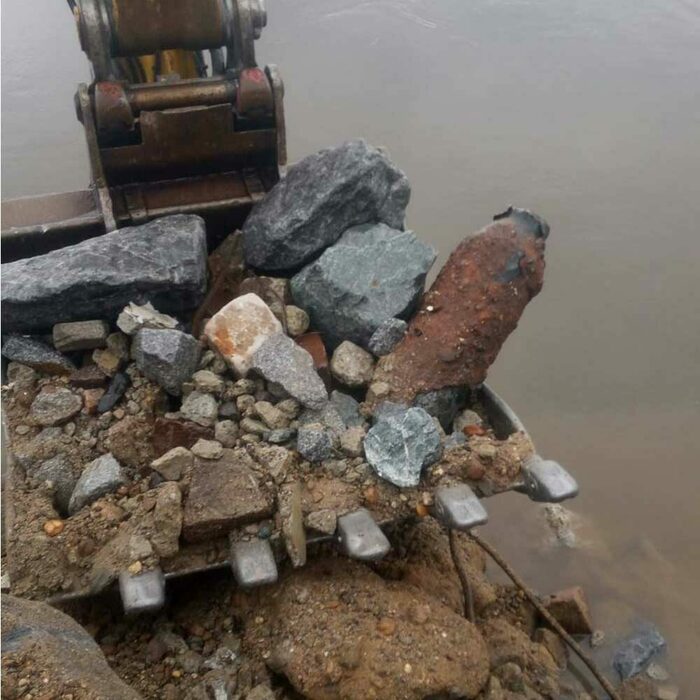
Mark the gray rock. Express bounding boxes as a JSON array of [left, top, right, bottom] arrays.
[[151, 446, 193, 481], [215, 420, 239, 448], [414, 387, 468, 431], [371, 400, 409, 423], [364, 406, 442, 487], [444, 432, 467, 450], [297, 423, 335, 463], [133, 328, 201, 395], [251, 333, 327, 410], [192, 369, 225, 395], [330, 341, 375, 387], [116, 301, 179, 335], [299, 402, 346, 435], [368, 317, 407, 356], [1, 595, 141, 700], [30, 388, 83, 426], [28, 455, 77, 514], [340, 426, 366, 458], [613, 623, 667, 680], [330, 390, 365, 428], [218, 401, 240, 420], [1, 214, 207, 333], [243, 139, 410, 272], [181, 391, 219, 427], [291, 223, 435, 348], [52, 320, 109, 352], [264, 428, 296, 444], [2, 336, 75, 375], [68, 453, 127, 514]]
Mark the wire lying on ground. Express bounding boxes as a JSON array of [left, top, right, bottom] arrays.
[[466, 530, 621, 700]]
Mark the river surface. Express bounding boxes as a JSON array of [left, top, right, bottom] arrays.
[[3, 0, 699, 692]]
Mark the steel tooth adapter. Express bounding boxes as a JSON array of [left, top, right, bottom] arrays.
[[521, 456, 579, 503], [118, 568, 166, 615], [231, 539, 279, 588], [337, 508, 391, 561], [434, 483, 489, 530]]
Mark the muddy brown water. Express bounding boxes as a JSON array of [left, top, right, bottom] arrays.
[[3, 0, 699, 692]]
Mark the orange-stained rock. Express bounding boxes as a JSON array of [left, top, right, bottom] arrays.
[[371, 208, 549, 406], [203, 293, 282, 376]]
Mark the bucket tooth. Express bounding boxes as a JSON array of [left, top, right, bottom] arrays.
[[118, 567, 165, 615], [434, 484, 488, 530], [522, 456, 579, 503], [231, 539, 278, 588], [337, 508, 391, 561]]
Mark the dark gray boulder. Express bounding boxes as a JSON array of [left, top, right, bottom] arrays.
[[1, 336, 75, 375], [364, 405, 441, 487], [368, 318, 407, 356], [291, 223, 435, 349], [1, 215, 208, 333], [132, 328, 201, 396], [243, 139, 410, 272]]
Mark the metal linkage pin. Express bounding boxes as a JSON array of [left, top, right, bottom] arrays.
[[118, 567, 165, 615], [231, 539, 278, 588], [433, 484, 488, 531], [520, 456, 579, 503], [337, 508, 391, 561]]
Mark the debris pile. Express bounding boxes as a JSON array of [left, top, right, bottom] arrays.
[[0, 139, 605, 700]]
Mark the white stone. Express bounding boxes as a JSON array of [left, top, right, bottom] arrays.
[[203, 293, 282, 376]]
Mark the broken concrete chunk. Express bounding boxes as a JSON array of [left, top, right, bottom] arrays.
[[243, 139, 410, 271], [192, 370, 224, 395], [180, 391, 219, 427], [117, 301, 179, 336], [252, 333, 328, 410], [30, 387, 83, 427], [68, 453, 126, 514], [1, 214, 207, 333], [132, 328, 200, 396], [364, 406, 442, 487], [371, 208, 549, 405], [2, 336, 75, 375], [183, 449, 273, 542], [543, 586, 594, 635], [368, 317, 407, 356], [291, 223, 435, 348], [278, 483, 306, 567], [330, 341, 375, 388], [297, 423, 335, 463], [151, 446, 193, 481], [52, 320, 109, 352], [203, 293, 283, 376]]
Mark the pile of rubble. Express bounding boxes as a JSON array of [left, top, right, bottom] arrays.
[[2, 139, 634, 700], [1, 140, 547, 601]]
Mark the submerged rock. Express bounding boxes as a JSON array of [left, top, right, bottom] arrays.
[[613, 623, 667, 680], [371, 208, 549, 406], [1, 214, 208, 333], [251, 333, 328, 410], [364, 405, 441, 487], [132, 328, 200, 396], [68, 453, 127, 514], [203, 293, 282, 377], [2, 336, 75, 375], [291, 222, 435, 348], [243, 139, 410, 271]]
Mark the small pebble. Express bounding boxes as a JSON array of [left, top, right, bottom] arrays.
[[43, 519, 65, 537]]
